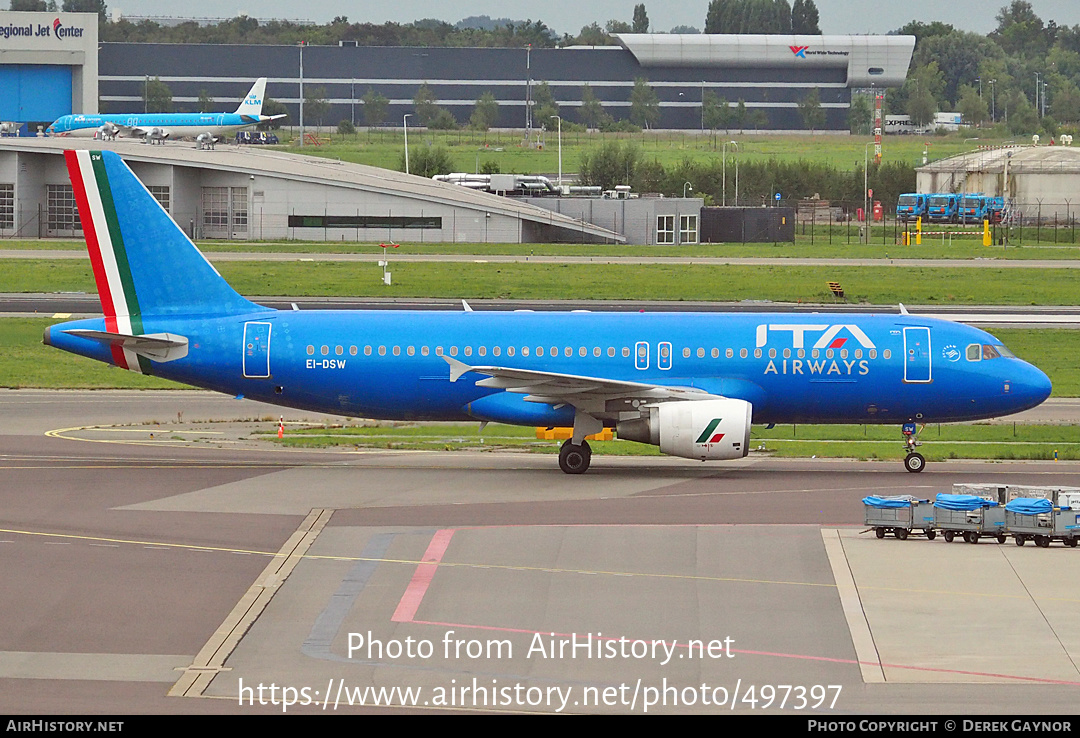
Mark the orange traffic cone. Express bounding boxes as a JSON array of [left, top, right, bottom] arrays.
[[278, 416, 284, 439]]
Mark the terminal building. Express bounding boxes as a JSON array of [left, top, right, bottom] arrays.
[[0, 138, 633, 243], [0, 11, 914, 132], [0, 11, 98, 131], [95, 33, 914, 131]]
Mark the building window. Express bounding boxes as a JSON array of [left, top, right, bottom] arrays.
[[202, 187, 229, 230], [201, 186, 247, 235], [147, 186, 170, 213], [231, 187, 248, 232], [680, 215, 699, 244], [46, 184, 80, 232], [0, 184, 13, 229], [656, 215, 675, 244], [288, 214, 442, 230]]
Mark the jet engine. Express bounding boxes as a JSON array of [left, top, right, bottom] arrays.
[[616, 398, 752, 460], [96, 123, 119, 141]]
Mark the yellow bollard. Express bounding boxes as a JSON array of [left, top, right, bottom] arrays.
[[916, 216, 922, 245], [983, 219, 991, 246]]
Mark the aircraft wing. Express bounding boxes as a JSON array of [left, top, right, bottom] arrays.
[[443, 356, 719, 409], [116, 125, 169, 140]]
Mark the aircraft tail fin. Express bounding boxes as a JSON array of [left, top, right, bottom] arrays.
[[234, 78, 267, 116], [64, 149, 258, 321]]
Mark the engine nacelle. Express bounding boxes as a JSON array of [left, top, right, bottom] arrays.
[[617, 398, 752, 461]]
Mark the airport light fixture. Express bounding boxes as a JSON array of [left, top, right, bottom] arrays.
[[683, 181, 693, 198], [722, 140, 738, 207], [403, 114, 412, 175]]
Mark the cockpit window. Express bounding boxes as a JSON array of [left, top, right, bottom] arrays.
[[966, 344, 981, 361], [995, 344, 1015, 358], [982, 344, 1001, 360]]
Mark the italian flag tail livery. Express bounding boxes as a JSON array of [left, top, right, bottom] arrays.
[[62, 149, 257, 372]]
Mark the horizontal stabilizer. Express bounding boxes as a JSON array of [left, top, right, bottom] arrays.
[[64, 329, 189, 362]]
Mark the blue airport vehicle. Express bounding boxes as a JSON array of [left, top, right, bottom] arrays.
[[958, 195, 1006, 225], [896, 193, 928, 222], [958, 194, 986, 224], [44, 150, 1053, 474], [926, 194, 960, 223]]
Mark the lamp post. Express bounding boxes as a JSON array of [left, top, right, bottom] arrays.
[[734, 157, 739, 206], [989, 79, 996, 122], [1035, 73, 1041, 118], [143, 75, 149, 113], [403, 114, 412, 175], [550, 115, 562, 188], [864, 142, 873, 244], [298, 42, 305, 147], [683, 181, 693, 198], [722, 140, 738, 206]]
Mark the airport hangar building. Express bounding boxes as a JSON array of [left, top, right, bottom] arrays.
[[0, 137, 635, 243], [91, 33, 915, 131]]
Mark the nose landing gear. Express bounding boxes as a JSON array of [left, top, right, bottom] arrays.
[[902, 422, 925, 473]]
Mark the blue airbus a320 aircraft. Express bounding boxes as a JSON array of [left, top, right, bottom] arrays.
[[44, 151, 1052, 474]]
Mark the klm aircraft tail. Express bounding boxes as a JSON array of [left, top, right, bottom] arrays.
[[64, 149, 258, 321], [234, 78, 267, 116]]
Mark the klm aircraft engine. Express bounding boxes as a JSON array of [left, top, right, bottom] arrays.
[[617, 398, 752, 460]]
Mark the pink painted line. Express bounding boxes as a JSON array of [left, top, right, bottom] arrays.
[[405, 619, 1080, 687], [391, 528, 455, 623]]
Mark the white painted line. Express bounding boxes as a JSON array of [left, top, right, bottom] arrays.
[[821, 528, 885, 684]]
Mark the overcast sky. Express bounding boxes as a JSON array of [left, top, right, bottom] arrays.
[[103, 0, 1080, 36]]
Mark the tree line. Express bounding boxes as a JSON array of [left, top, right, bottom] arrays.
[[879, 2, 1080, 135], [576, 142, 914, 208]]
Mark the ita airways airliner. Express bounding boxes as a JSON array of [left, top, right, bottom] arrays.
[[44, 151, 1052, 474], [46, 79, 285, 144]]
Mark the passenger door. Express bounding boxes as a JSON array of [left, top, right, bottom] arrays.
[[903, 327, 931, 383]]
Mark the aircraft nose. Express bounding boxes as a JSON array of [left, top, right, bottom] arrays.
[[1015, 362, 1052, 409]]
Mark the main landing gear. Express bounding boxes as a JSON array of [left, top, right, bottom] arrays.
[[559, 440, 591, 474], [902, 422, 925, 473]]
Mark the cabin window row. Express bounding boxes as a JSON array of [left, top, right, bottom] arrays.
[[304, 345, 892, 361]]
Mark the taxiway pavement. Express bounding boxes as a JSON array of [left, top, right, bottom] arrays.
[[2, 390, 1078, 714]]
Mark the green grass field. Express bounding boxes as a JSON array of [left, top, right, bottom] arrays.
[[6, 258, 1080, 304], [3, 233, 1079, 257], [273, 129, 1010, 174]]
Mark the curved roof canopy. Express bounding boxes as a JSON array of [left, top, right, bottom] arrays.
[[614, 34, 915, 87]]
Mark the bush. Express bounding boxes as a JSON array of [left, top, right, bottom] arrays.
[[400, 146, 454, 178], [337, 119, 356, 136], [599, 118, 642, 133], [427, 109, 459, 130]]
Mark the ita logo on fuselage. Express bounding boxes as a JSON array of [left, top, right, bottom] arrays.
[[755, 324, 875, 350], [756, 324, 875, 378]]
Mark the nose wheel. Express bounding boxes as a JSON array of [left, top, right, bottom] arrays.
[[902, 422, 926, 473], [559, 440, 592, 474]]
